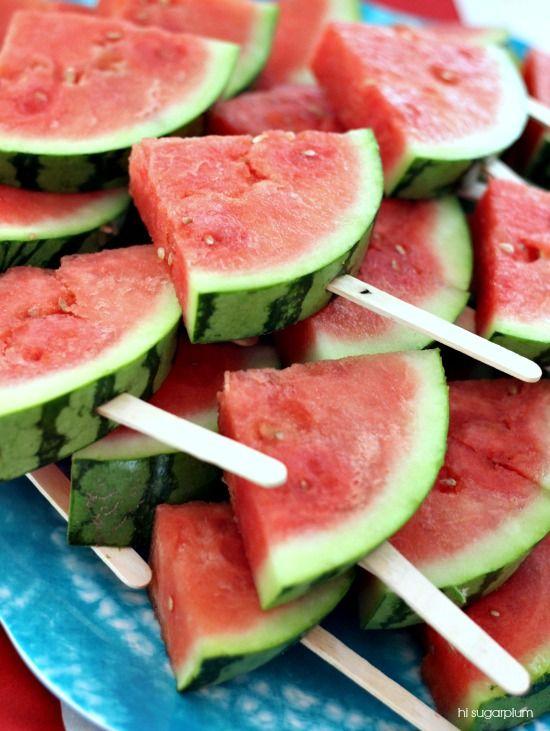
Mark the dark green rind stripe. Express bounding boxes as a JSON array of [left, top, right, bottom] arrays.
[[175, 570, 354, 692], [465, 672, 550, 731], [391, 156, 474, 199], [359, 556, 525, 630], [68, 452, 221, 552], [491, 331, 550, 361], [0, 324, 178, 482], [525, 135, 550, 190], [0, 211, 128, 273], [190, 228, 372, 344]]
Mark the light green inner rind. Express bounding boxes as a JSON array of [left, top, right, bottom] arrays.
[[254, 350, 449, 609], [186, 129, 383, 342], [175, 570, 353, 691], [0, 40, 239, 156], [486, 321, 550, 360], [223, 2, 279, 98]]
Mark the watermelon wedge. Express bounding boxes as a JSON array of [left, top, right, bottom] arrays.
[[68, 341, 278, 550], [97, 0, 278, 99], [423, 534, 550, 729], [473, 179, 550, 359], [0, 11, 239, 192], [359, 379, 550, 629], [517, 49, 550, 189], [276, 196, 472, 363], [0, 185, 129, 272], [313, 24, 527, 198], [207, 85, 342, 136], [256, 0, 361, 89], [0, 246, 180, 481], [129, 130, 383, 343], [150, 502, 353, 691], [218, 350, 448, 609]]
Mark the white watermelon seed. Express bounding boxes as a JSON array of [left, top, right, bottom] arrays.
[[168, 596, 174, 611], [182, 216, 193, 225], [440, 477, 457, 487], [157, 247, 166, 261], [391, 259, 399, 270], [252, 133, 267, 144], [204, 235, 215, 245], [490, 610, 501, 617], [499, 242, 515, 254], [303, 149, 317, 157], [167, 253, 174, 266], [395, 244, 406, 255], [106, 31, 123, 41]]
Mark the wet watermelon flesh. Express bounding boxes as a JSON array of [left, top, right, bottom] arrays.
[[0, 11, 215, 145], [275, 196, 469, 361], [207, 85, 342, 135], [0, 246, 171, 384], [390, 380, 550, 568], [512, 50, 550, 171], [130, 131, 367, 300], [473, 179, 550, 338], [219, 352, 441, 582], [256, 0, 358, 88], [423, 534, 550, 718], [313, 24, 503, 176], [0, 0, 48, 45]]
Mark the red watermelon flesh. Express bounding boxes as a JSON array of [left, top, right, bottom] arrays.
[[256, 0, 360, 89], [313, 24, 521, 191], [218, 349, 448, 608], [207, 85, 342, 135], [0, 0, 48, 45], [149, 502, 352, 690], [472, 179, 550, 351], [275, 196, 471, 362], [0, 246, 173, 384], [390, 380, 550, 573], [423, 534, 550, 726]]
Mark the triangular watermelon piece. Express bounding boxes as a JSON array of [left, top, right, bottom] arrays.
[[313, 23, 527, 197], [97, 0, 279, 98], [360, 379, 550, 629], [0, 11, 239, 192], [130, 130, 383, 343], [423, 534, 550, 728], [218, 349, 448, 608], [149, 502, 353, 690], [473, 179, 550, 358]]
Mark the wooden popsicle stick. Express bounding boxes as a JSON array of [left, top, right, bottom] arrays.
[[302, 627, 456, 731], [360, 543, 530, 697], [27, 465, 152, 590], [484, 157, 524, 183], [527, 96, 550, 128], [327, 275, 542, 383], [97, 394, 287, 489]]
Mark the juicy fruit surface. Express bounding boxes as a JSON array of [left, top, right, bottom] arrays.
[[0, 11, 223, 146], [149, 502, 352, 689], [219, 350, 448, 606], [207, 85, 342, 135], [314, 24, 514, 178], [0, 246, 171, 384], [390, 380, 550, 566], [257, 0, 360, 88], [0, 0, 47, 44], [423, 535, 550, 725], [276, 196, 471, 361], [473, 179, 550, 344]]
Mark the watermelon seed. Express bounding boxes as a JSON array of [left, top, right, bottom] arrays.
[[168, 596, 174, 612], [182, 216, 193, 225], [498, 242, 515, 254], [203, 235, 215, 246], [105, 31, 123, 42], [303, 149, 317, 157], [167, 253, 174, 267], [391, 259, 399, 270], [63, 67, 80, 85], [430, 65, 458, 84], [27, 306, 40, 318], [299, 479, 310, 491], [439, 477, 457, 488], [58, 298, 71, 313], [490, 610, 501, 617], [252, 134, 268, 144], [157, 247, 166, 261], [395, 244, 406, 256], [258, 423, 285, 441]]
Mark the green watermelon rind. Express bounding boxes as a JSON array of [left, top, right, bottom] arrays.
[[185, 128, 383, 342], [294, 195, 472, 361], [223, 2, 279, 98], [484, 321, 550, 360], [0, 287, 181, 481], [0, 189, 130, 272], [386, 46, 528, 198], [0, 40, 239, 192], [359, 487, 550, 629], [254, 349, 449, 609], [173, 570, 354, 691]]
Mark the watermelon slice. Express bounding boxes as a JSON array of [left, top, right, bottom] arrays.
[[423, 534, 550, 729], [409, 23, 508, 47], [359, 379, 550, 629], [218, 350, 448, 608], [256, 0, 361, 89], [150, 502, 353, 690], [473, 179, 550, 359], [0, 185, 129, 272], [0, 11, 239, 192], [313, 24, 527, 198], [276, 196, 472, 363], [516, 49, 550, 189], [97, 0, 278, 99], [0, 246, 180, 481], [206, 85, 342, 136], [68, 340, 278, 550], [129, 130, 383, 343]]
